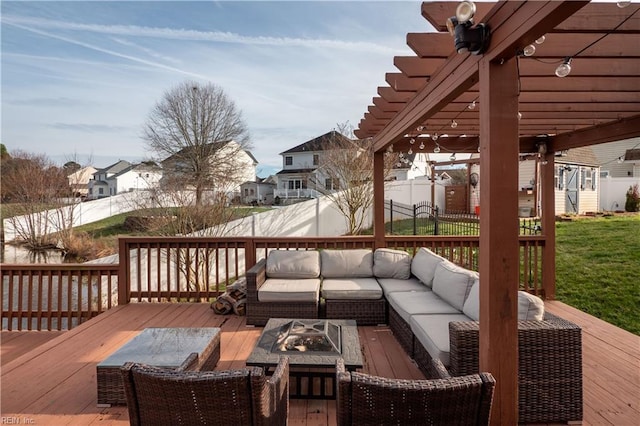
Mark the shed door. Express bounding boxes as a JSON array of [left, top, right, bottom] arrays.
[[565, 167, 579, 213]]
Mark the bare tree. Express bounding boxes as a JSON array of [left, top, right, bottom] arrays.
[[1, 151, 70, 248], [309, 123, 397, 234], [143, 81, 251, 206]]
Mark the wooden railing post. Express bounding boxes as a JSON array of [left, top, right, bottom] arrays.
[[117, 238, 130, 305], [245, 237, 257, 273]]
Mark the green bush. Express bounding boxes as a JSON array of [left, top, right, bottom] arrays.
[[625, 184, 640, 212]]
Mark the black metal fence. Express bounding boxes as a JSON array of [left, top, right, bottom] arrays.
[[384, 200, 541, 236]]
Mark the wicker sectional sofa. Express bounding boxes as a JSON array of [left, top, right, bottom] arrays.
[[245, 247, 583, 424]]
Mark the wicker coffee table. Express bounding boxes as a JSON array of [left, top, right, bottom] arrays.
[[247, 318, 362, 399], [97, 327, 221, 406]]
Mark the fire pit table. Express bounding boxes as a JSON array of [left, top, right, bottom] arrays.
[[246, 318, 362, 399]]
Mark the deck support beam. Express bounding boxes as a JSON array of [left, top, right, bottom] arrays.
[[373, 151, 386, 249], [541, 151, 557, 299], [478, 56, 520, 425]]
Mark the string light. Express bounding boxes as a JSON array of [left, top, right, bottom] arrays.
[[518, 112, 522, 120], [555, 57, 572, 77], [450, 153, 457, 161], [468, 100, 476, 110], [523, 44, 536, 56], [408, 148, 413, 155], [431, 133, 439, 141], [419, 142, 425, 150], [433, 144, 441, 153], [617, 0, 631, 8], [535, 35, 546, 44], [409, 138, 415, 144], [451, 120, 458, 128], [416, 126, 425, 132]]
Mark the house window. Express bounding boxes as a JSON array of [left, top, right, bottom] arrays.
[[313, 154, 319, 166], [285, 156, 293, 166], [555, 166, 564, 190], [250, 189, 255, 195], [325, 178, 338, 191], [287, 179, 305, 190], [244, 188, 249, 196], [99, 188, 104, 195]]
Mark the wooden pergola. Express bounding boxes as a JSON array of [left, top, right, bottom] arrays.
[[357, 1, 640, 424]]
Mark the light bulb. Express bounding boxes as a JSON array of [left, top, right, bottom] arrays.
[[535, 35, 546, 45], [468, 100, 476, 110], [408, 148, 413, 155], [431, 133, 439, 141], [416, 125, 425, 131], [409, 138, 415, 144], [450, 153, 457, 161], [455, 1, 476, 23], [523, 44, 536, 56], [555, 57, 572, 78], [396, 162, 402, 167], [617, 0, 631, 8], [477, 145, 481, 153], [399, 152, 404, 159], [617, 156, 624, 164], [419, 142, 425, 150], [433, 145, 441, 153], [518, 112, 522, 120], [451, 120, 458, 128]]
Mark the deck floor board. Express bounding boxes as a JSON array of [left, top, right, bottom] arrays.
[[1, 300, 638, 425]]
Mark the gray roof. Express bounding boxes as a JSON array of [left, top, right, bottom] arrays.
[[623, 149, 640, 161], [556, 146, 599, 166], [280, 131, 353, 155], [95, 160, 132, 175]]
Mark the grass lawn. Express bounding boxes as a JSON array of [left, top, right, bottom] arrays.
[[555, 214, 640, 335]]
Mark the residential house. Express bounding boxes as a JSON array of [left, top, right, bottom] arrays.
[[87, 160, 132, 199], [87, 161, 163, 199], [275, 131, 431, 201], [161, 140, 257, 200], [240, 176, 276, 205], [590, 138, 640, 211], [67, 166, 97, 198]]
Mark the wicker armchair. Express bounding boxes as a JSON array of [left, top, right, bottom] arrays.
[[335, 358, 495, 426], [121, 355, 289, 426]]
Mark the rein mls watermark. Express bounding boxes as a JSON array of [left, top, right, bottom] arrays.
[[1, 417, 35, 425]]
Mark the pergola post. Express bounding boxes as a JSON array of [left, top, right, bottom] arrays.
[[373, 150, 386, 249], [541, 151, 557, 299], [478, 56, 520, 425]]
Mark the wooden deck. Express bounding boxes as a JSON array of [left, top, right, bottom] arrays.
[[1, 301, 638, 425]]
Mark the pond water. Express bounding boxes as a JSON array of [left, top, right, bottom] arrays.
[[1, 244, 66, 264]]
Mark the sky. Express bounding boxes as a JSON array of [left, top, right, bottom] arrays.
[[1, 0, 431, 177]]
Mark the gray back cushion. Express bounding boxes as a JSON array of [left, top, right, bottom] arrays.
[[432, 260, 478, 311], [411, 248, 446, 288], [321, 249, 373, 278], [266, 250, 320, 278], [373, 248, 411, 279], [462, 282, 546, 321]]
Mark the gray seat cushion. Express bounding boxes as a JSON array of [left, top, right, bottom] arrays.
[[257, 278, 321, 302], [387, 290, 460, 323], [410, 313, 471, 367], [266, 250, 320, 279], [321, 278, 383, 300], [320, 249, 374, 278], [376, 277, 430, 296]]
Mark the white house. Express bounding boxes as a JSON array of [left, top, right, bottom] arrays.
[[275, 131, 431, 201], [590, 138, 640, 211], [240, 176, 276, 205], [67, 166, 97, 198], [161, 140, 257, 199], [87, 161, 163, 199]]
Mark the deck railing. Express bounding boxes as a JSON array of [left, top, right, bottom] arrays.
[[3, 235, 546, 330], [1, 264, 119, 331]]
